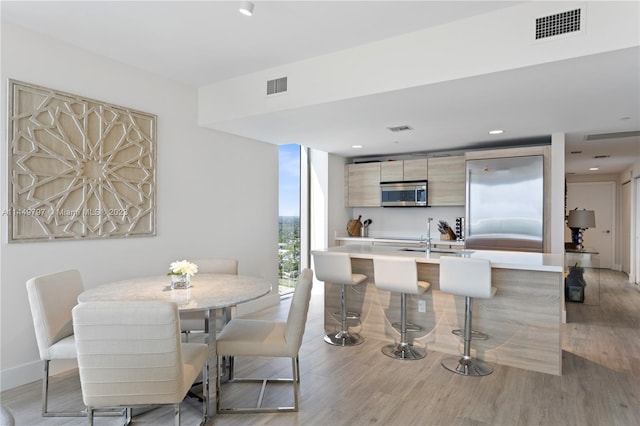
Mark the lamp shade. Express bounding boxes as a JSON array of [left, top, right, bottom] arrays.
[[568, 209, 595, 229]]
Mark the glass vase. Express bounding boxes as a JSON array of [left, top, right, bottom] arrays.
[[170, 273, 191, 290]]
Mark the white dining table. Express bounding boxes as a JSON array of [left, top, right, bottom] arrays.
[[77, 273, 272, 419]]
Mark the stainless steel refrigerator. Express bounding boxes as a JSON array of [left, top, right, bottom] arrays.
[[465, 155, 544, 252]]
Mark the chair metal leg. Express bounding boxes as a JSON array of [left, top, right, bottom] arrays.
[[381, 293, 426, 360], [217, 355, 301, 413], [324, 284, 363, 346], [292, 357, 300, 410], [173, 403, 180, 426], [442, 296, 493, 376], [42, 360, 87, 417]]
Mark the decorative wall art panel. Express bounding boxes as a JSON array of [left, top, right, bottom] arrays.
[[7, 80, 157, 242]]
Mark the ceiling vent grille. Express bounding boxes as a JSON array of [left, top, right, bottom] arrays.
[[535, 9, 581, 39], [387, 125, 413, 133], [267, 77, 287, 95], [585, 130, 640, 141]]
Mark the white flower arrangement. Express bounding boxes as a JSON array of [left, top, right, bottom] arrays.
[[168, 260, 198, 277]]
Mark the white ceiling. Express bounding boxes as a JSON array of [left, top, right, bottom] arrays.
[[2, 1, 639, 175]]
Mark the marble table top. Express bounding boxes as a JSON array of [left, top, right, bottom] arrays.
[[78, 273, 272, 312]]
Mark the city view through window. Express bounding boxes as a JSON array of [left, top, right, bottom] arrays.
[[278, 144, 301, 296]]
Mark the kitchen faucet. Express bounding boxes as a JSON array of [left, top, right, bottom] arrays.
[[426, 217, 433, 254]]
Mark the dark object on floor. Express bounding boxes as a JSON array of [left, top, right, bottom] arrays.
[[565, 263, 586, 303]]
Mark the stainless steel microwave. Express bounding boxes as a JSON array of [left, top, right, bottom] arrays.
[[380, 181, 428, 207]]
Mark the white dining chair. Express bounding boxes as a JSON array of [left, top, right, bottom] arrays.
[[179, 258, 239, 340], [216, 268, 313, 413], [72, 300, 209, 426], [1, 405, 15, 426], [26, 269, 85, 417]]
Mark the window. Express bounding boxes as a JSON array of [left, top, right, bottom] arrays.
[[278, 145, 301, 296]]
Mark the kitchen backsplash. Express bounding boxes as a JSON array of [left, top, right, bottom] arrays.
[[351, 206, 465, 240]]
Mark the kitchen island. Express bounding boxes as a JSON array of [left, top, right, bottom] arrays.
[[316, 245, 564, 376]]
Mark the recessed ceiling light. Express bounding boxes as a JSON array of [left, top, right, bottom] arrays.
[[589, 167, 599, 171], [239, 1, 254, 16], [488, 129, 504, 135], [352, 145, 363, 149]]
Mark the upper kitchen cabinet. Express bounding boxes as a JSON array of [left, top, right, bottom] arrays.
[[380, 159, 428, 182], [427, 156, 465, 206], [403, 158, 429, 181], [380, 161, 403, 182], [345, 162, 381, 207]]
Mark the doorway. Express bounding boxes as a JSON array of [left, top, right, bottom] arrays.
[[566, 182, 616, 269]]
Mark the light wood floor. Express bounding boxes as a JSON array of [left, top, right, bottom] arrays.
[[2, 270, 639, 426]]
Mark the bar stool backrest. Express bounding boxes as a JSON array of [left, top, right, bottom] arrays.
[[311, 251, 354, 284], [373, 256, 421, 294], [439, 256, 492, 299]]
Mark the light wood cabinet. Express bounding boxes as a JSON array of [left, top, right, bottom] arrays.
[[380, 161, 403, 182], [345, 163, 381, 207], [427, 156, 465, 206], [403, 158, 428, 181]]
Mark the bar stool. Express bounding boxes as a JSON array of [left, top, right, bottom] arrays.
[[373, 256, 431, 360], [439, 256, 496, 376], [312, 251, 367, 346]]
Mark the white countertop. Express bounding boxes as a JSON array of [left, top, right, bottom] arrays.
[[320, 245, 563, 272], [336, 235, 465, 246]]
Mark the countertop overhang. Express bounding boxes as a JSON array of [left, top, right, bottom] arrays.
[[319, 244, 563, 273]]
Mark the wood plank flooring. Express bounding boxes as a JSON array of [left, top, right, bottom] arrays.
[[2, 269, 638, 426]]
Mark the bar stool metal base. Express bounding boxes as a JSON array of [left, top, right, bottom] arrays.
[[324, 330, 363, 346], [441, 356, 493, 376], [381, 342, 426, 360]]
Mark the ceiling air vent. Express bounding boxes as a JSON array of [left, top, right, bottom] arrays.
[[535, 8, 581, 40], [267, 77, 287, 95], [387, 125, 413, 133], [585, 130, 640, 141]]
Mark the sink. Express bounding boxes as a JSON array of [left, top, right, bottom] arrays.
[[399, 248, 474, 255]]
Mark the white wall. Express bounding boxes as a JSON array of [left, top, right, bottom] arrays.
[[550, 133, 566, 254], [308, 149, 350, 249], [351, 206, 465, 242], [0, 23, 279, 390]]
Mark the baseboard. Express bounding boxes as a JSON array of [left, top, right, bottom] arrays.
[[1, 359, 77, 392], [612, 264, 622, 271]]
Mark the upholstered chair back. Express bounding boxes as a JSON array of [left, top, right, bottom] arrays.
[[26, 269, 84, 360], [285, 268, 313, 355], [190, 258, 238, 275], [72, 301, 189, 407]]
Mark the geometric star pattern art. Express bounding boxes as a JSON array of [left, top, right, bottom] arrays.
[[7, 80, 156, 242]]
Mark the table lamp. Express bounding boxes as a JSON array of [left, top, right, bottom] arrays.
[[567, 209, 596, 250]]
